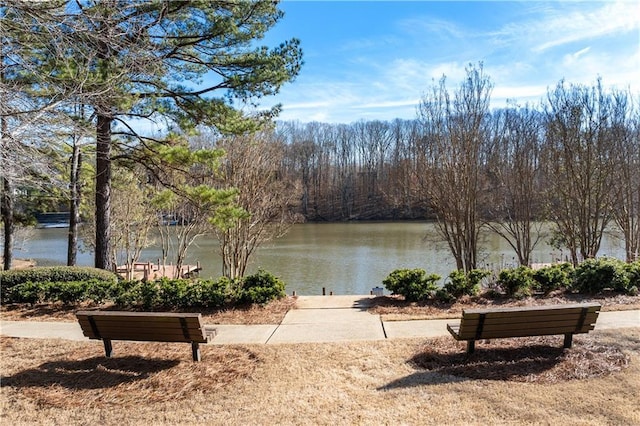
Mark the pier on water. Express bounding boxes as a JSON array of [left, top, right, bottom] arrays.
[[116, 261, 201, 281]]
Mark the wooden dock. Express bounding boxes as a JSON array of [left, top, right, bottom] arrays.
[[116, 261, 201, 281]]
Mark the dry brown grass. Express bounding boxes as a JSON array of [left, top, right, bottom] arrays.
[[2, 328, 639, 425]]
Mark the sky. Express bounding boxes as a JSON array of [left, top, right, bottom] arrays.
[[253, 0, 640, 124]]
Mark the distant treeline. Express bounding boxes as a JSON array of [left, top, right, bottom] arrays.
[[275, 119, 430, 221], [263, 75, 639, 267], [272, 97, 636, 223]]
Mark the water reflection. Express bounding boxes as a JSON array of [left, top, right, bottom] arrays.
[[14, 222, 626, 295]]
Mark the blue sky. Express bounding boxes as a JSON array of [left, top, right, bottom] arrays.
[[255, 0, 640, 124]]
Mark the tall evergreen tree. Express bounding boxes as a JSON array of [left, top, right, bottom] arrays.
[[3, 0, 302, 270]]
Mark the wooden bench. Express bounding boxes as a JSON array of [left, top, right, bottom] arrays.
[[76, 311, 216, 361], [447, 303, 601, 354]]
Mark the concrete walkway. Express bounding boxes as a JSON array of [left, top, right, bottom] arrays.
[[1, 295, 639, 345]]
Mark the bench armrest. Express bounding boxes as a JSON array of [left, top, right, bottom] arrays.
[[447, 323, 461, 339]]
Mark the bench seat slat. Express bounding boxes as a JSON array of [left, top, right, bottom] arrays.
[[76, 311, 203, 319], [461, 307, 600, 321], [458, 313, 599, 329], [446, 303, 601, 353], [75, 310, 214, 361], [82, 331, 210, 343], [461, 303, 600, 316], [452, 324, 597, 340], [76, 315, 202, 325], [77, 318, 203, 330], [79, 325, 210, 341], [463, 327, 596, 340]]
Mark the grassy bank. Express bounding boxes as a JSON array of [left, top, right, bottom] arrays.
[[1, 328, 639, 425]]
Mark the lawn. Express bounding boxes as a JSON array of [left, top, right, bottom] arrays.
[[1, 328, 639, 425]]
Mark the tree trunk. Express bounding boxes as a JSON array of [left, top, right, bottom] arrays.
[[95, 113, 112, 271], [1, 111, 12, 270], [67, 144, 81, 266], [1, 177, 13, 271]]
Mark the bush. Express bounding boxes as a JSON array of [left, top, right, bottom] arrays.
[[624, 261, 640, 295], [498, 266, 535, 298], [442, 269, 489, 299], [532, 263, 573, 295], [382, 268, 440, 302], [239, 270, 286, 305], [84, 279, 116, 305], [1, 269, 283, 308], [572, 257, 629, 294], [435, 288, 456, 303], [45, 281, 88, 305], [158, 278, 189, 308], [0, 266, 117, 289], [1, 266, 117, 304], [194, 278, 231, 307], [7, 281, 46, 304], [110, 280, 141, 308], [154, 277, 231, 309], [138, 280, 160, 310]]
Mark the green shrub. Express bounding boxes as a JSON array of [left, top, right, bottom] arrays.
[[443, 269, 489, 299], [532, 263, 573, 295], [84, 279, 116, 305], [572, 257, 629, 294], [435, 288, 455, 303], [111, 280, 143, 308], [139, 280, 160, 309], [498, 266, 535, 298], [158, 278, 189, 308], [624, 261, 640, 295], [382, 268, 440, 302], [0, 266, 117, 289], [239, 270, 286, 305], [197, 277, 233, 307], [45, 281, 88, 305], [7, 281, 46, 304]]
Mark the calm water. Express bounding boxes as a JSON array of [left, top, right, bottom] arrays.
[[13, 222, 626, 295]]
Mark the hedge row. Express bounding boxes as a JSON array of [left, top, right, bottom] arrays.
[[383, 258, 640, 302], [2, 268, 286, 308], [1, 266, 117, 289]]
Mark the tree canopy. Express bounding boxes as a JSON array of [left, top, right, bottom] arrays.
[[2, 0, 302, 270]]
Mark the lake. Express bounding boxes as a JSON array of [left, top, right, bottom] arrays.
[[12, 222, 627, 295]]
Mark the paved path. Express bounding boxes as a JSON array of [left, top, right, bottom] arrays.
[[1, 296, 639, 345]]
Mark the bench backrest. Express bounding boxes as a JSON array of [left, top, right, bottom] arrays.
[[456, 303, 601, 340], [76, 311, 209, 343]]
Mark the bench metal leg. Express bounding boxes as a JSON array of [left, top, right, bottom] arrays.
[[103, 339, 113, 358], [192, 342, 201, 362], [467, 340, 475, 354], [563, 333, 573, 349]]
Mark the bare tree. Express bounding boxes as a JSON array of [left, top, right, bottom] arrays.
[[417, 63, 493, 272], [543, 79, 617, 264], [610, 90, 640, 262], [212, 132, 302, 279], [484, 104, 545, 266], [0, 71, 69, 270]]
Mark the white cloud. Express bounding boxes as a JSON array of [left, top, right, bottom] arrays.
[[358, 99, 421, 109], [260, 1, 639, 124], [520, 2, 638, 53]]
